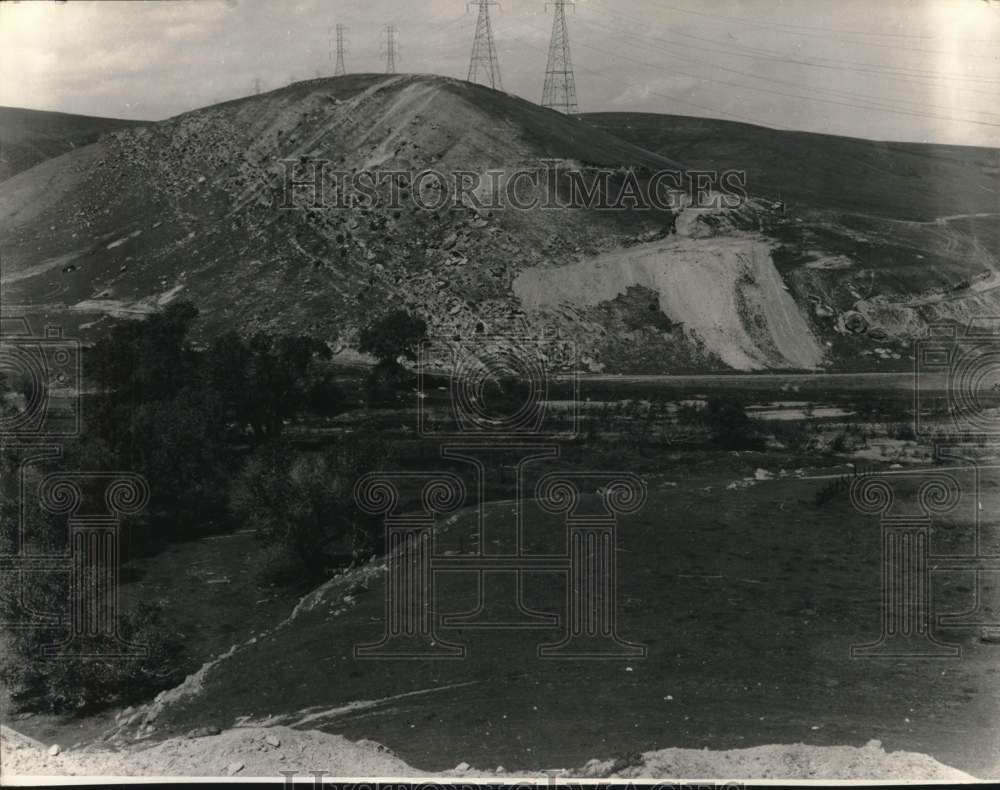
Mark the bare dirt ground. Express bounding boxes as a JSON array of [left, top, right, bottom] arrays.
[[513, 234, 824, 371], [0, 724, 976, 780]]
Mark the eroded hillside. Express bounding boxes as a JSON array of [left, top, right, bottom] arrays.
[[1, 75, 996, 371]]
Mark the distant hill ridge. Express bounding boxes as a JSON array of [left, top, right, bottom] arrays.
[[0, 106, 145, 182]]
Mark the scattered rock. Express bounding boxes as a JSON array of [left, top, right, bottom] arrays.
[[185, 726, 222, 739], [265, 735, 282, 748], [226, 761, 245, 776], [48, 744, 61, 757], [454, 761, 470, 772]]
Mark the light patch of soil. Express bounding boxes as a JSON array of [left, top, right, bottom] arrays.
[[513, 235, 824, 370], [1, 725, 975, 780], [588, 740, 975, 781], [0, 725, 417, 779]]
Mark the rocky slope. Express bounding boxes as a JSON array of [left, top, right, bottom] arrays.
[[1, 76, 997, 371], [585, 111, 1000, 366]]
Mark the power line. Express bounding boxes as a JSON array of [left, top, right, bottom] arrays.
[[652, 0, 999, 44], [586, 0, 1000, 93], [382, 24, 399, 74], [575, 14, 1000, 122], [532, 18, 1000, 129], [467, 1, 503, 90], [503, 13, 775, 126], [542, 0, 578, 114], [331, 24, 348, 77], [646, 1, 1000, 60]]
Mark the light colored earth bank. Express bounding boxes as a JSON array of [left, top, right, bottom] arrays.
[[512, 234, 825, 372], [1, 724, 977, 781]]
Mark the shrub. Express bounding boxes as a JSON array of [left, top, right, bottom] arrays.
[[0, 603, 181, 714], [0, 461, 181, 713], [232, 433, 392, 583]]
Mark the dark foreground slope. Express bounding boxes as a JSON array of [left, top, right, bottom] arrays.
[[114, 464, 1000, 778], [0, 106, 144, 183]]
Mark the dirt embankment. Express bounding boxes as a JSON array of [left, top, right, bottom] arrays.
[[1, 724, 977, 780], [513, 234, 825, 371]]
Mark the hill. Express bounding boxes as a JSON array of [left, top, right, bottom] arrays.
[[0, 106, 144, 183], [581, 112, 1000, 221], [583, 111, 1000, 364], [1, 77, 998, 372]]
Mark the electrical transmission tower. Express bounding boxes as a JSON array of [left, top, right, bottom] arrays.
[[541, 0, 578, 114], [331, 24, 348, 77], [467, 1, 503, 91], [382, 25, 399, 74]]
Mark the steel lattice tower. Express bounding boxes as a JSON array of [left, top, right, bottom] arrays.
[[467, 1, 503, 91], [332, 24, 348, 77], [541, 0, 577, 114], [383, 25, 399, 74]]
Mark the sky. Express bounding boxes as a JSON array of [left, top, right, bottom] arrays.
[[1, 0, 1000, 147]]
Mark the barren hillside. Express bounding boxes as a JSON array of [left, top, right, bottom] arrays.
[[0, 106, 144, 183], [2, 77, 997, 371]]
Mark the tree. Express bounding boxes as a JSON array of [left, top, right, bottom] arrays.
[[703, 396, 763, 450], [122, 386, 231, 535], [205, 331, 335, 441], [85, 302, 232, 536], [677, 396, 763, 450], [357, 310, 427, 367], [89, 301, 200, 405]]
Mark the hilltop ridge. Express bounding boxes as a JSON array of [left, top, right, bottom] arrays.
[[1, 75, 997, 372]]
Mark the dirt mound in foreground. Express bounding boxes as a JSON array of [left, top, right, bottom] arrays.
[[1, 724, 976, 780], [1, 725, 416, 778], [586, 741, 976, 781]]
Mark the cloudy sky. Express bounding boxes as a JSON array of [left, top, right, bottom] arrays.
[[2, 0, 999, 147]]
